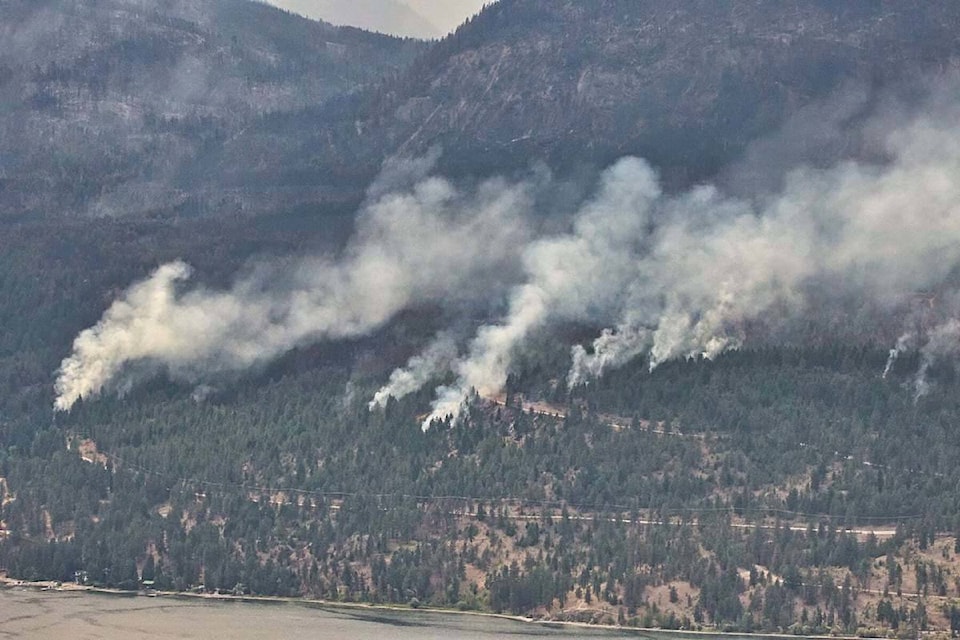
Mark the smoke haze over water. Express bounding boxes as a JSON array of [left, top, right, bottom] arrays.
[[56, 85, 960, 421]]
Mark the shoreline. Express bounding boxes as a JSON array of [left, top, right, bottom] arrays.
[[0, 576, 865, 640]]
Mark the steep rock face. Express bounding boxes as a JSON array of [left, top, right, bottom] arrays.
[[0, 0, 422, 219], [356, 0, 960, 183]]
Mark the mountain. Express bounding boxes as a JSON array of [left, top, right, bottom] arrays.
[[263, 0, 441, 39], [6, 2, 960, 633], [334, 0, 960, 185], [10, 0, 960, 221], [0, 0, 423, 220]]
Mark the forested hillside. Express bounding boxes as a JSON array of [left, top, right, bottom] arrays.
[[0, 0, 423, 220], [4, 0, 960, 636], [8, 0, 960, 222], [327, 0, 960, 184], [4, 337, 960, 633]]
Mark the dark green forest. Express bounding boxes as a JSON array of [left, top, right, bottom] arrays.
[[4, 219, 960, 634], [5, 0, 960, 636]]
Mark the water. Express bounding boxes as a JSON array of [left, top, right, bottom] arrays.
[[0, 588, 656, 639]]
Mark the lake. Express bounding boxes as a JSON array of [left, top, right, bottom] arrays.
[[0, 588, 659, 639]]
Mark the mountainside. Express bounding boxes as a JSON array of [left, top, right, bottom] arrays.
[[0, 0, 422, 220], [7, 0, 960, 220], [344, 0, 960, 183], [6, 3, 960, 635]]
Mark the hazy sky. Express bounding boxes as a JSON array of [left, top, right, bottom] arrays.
[[404, 0, 490, 33], [263, 0, 491, 38]]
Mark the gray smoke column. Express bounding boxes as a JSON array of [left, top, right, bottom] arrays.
[[883, 291, 960, 399], [882, 298, 933, 379], [369, 332, 458, 409], [913, 318, 960, 402], [882, 332, 914, 379], [421, 158, 661, 428], [54, 87, 960, 416], [571, 103, 960, 386], [420, 103, 960, 424], [913, 318, 960, 401], [54, 159, 532, 411], [569, 325, 651, 387]]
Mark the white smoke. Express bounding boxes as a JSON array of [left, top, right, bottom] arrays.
[[369, 332, 458, 409], [54, 159, 533, 411], [55, 85, 960, 418], [568, 103, 960, 387], [880, 291, 960, 400], [882, 332, 913, 379], [419, 158, 662, 427], [411, 98, 960, 425], [914, 319, 960, 401], [568, 324, 650, 388], [882, 297, 934, 380]]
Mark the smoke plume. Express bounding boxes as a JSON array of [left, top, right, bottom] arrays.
[[419, 158, 662, 428], [418, 90, 960, 425], [56, 84, 960, 423], [54, 158, 532, 411], [882, 332, 914, 380], [567, 104, 960, 390], [369, 332, 458, 409], [913, 319, 960, 401], [568, 325, 651, 387], [882, 290, 960, 400]]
